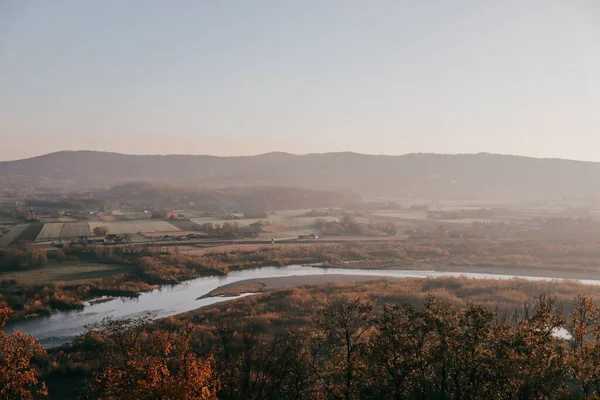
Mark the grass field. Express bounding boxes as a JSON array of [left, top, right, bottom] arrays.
[[190, 217, 267, 227], [177, 242, 323, 256], [371, 210, 428, 220], [0, 262, 135, 285], [61, 222, 91, 238], [88, 220, 180, 234]]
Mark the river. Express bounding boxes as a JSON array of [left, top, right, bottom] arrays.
[[5, 265, 598, 347]]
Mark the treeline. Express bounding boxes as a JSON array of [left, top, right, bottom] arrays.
[[315, 214, 397, 236], [12, 294, 600, 399], [0, 248, 48, 271], [101, 182, 361, 212]]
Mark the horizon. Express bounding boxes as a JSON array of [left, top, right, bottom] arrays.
[[2, 1, 599, 160], [2, 148, 600, 164], [4, 2, 600, 393]]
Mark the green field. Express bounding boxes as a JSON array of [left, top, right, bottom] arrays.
[[0, 262, 135, 285]]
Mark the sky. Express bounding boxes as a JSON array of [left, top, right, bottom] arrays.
[[1, 1, 599, 161]]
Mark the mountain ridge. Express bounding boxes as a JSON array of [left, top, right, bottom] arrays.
[[3, 150, 597, 164], [1, 150, 599, 199]]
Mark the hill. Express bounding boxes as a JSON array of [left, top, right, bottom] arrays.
[[1, 150, 599, 199], [99, 182, 361, 212]]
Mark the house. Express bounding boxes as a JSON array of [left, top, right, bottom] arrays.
[[223, 212, 244, 220], [26, 208, 39, 221]]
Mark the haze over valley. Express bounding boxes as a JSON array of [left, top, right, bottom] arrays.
[[2, 1, 600, 399], [3, 150, 600, 200]]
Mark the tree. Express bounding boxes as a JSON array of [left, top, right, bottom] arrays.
[[311, 296, 373, 400], [29, 249, 47, 268], [340, 214, 363, 235], [569, 295, 600, 397], [221, 222, 238, 237], [54, 249, 66, 263], [277, 331, 316, 400], [383, 220, 397, 235], [314, 218, 327, 229], [0, 306, 48, 399], [511, 296, 569, 398], [446, 303, 513, 399], [214, 319, 305, 400], [368, 303, 425, 398], [434, 225, 447, 238], [93, 226, 108, 236], [88, 317, 219, 400]]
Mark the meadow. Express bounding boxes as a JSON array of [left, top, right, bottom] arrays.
[[0, 261, 135, 285]]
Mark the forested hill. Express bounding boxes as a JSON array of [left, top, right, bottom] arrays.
[[1, 150, 599, 199]]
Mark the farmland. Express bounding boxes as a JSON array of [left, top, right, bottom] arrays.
[[30, 221, 180, 243], [0, 224, 30, 247], [189, 217, 267, 227], [8, 223, 44, 246], [61, 222, 91, 238], [0, 262, 135, 285], [35, 223, 64, 242], [88, 220, 180, 235], [3, 196, 600, 251]]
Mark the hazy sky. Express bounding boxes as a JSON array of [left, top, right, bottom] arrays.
[[1, 1, 599, 161]]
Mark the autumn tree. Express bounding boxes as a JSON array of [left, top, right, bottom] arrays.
[[340, 214, 364, 235], [311, 296, 373, 400], [445, 303, 514, 399], [510, 296, 569, 398], [220, 222, 238, 237], [276, 330, 316, 400], [92, 226, 108, 236], [368, 303, 426, 398], [419, 297, 458, 399], [0, 306, 48, 400], [29, 248, 48, 268], [313, 218, 327, 229], [434, 225, 448, 239], [214, 318, 311, 400], [87, 317, 219, 400], [569, 295, 600, 398]]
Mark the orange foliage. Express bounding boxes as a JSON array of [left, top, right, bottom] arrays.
[[90, 318, 219, 400], [0, 306, 48, 399]]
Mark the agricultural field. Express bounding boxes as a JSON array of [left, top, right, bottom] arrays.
[[61, 222, 91, 238], [188, 212, 335, 229], [0, 262, 135, 285], [189, 217, 267, 227], [120, 213, 151, 221], [371, 210, 428, 220], [9, 223, 43, 246], [0, 224, 30, 247], [140, 231, 207, 239], [40, 217, 79, 223], [88, 220, 180, 235], [260, 224, 317, 239], [167, 219, 200, 230], [123, 233, 153, 243], [283, 216, 339, 227], [35, 223, 64, 242]]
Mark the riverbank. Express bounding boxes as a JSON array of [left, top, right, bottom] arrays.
[[6, 236, 600, 324], [202, 274, 385, 297], [203, 264, 600, 298], [9, 262, 600, 349]]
